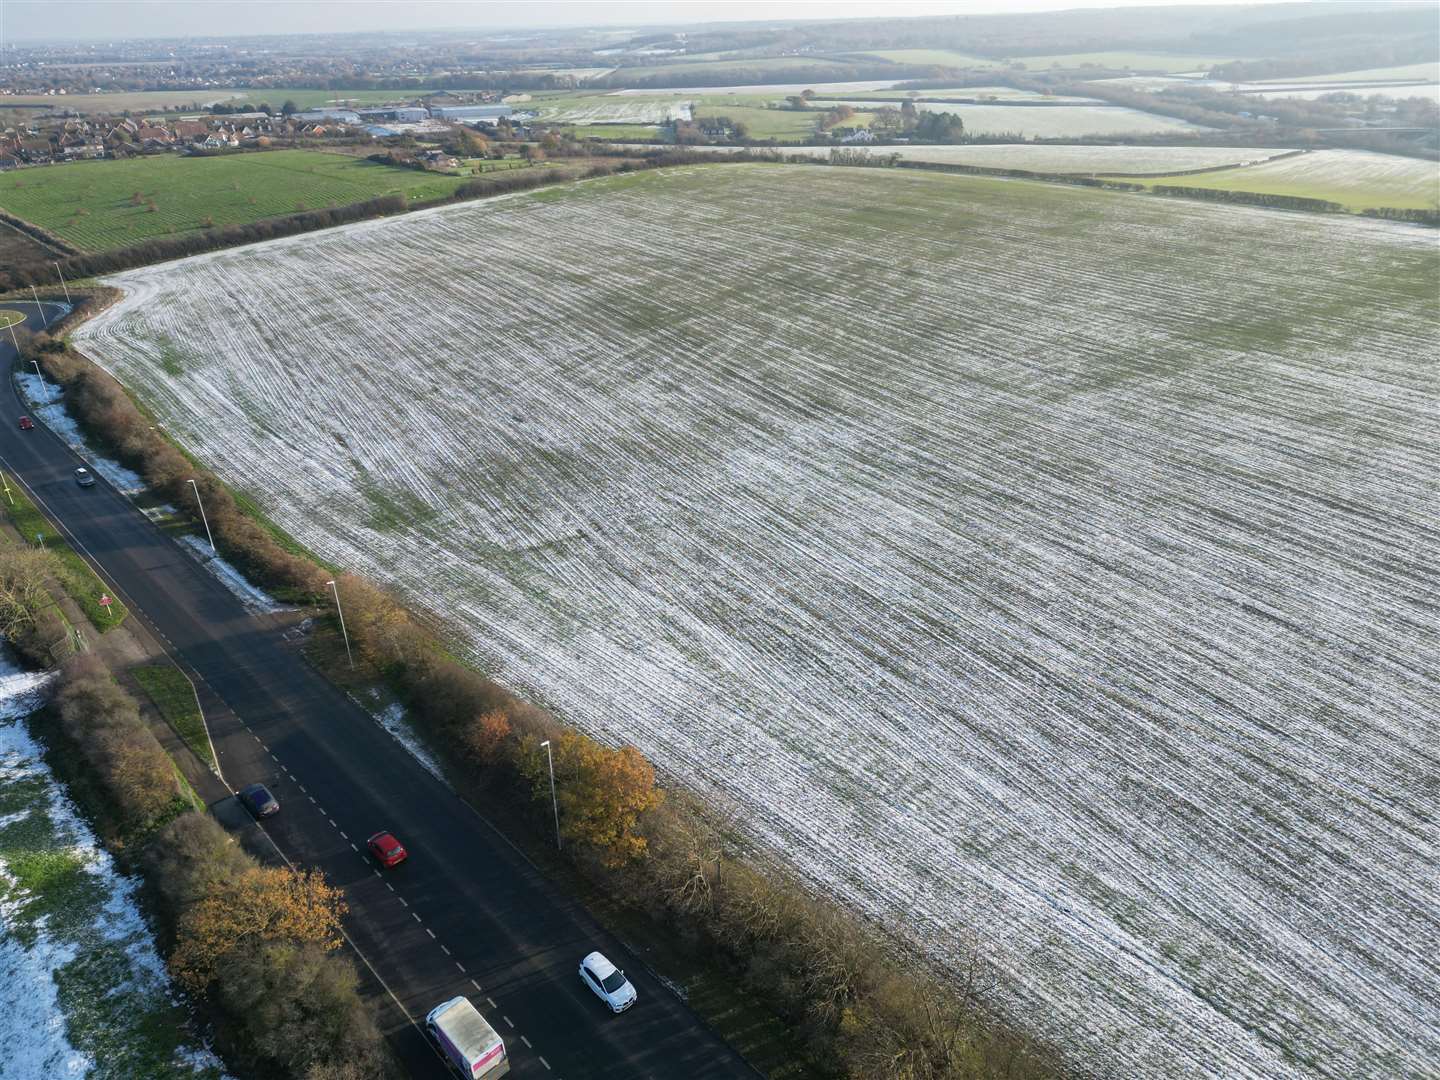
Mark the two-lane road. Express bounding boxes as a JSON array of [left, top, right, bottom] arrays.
[[0, 300, 755, 1080]]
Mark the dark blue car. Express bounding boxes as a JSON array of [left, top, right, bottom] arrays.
[[238, 782, 279, 818]]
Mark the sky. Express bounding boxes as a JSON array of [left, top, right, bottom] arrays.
[[1, 0, 1281, 44]]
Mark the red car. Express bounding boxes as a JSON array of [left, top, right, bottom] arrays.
[[17, 416, 33, 430], [367, 831, 407, 867]]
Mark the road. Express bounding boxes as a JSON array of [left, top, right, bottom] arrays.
[[0, 300, 756, 1080]]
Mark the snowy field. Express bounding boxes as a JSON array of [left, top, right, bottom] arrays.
[[75, 165, 1440, 1080], [627, 142, 1296, 174], [534, 98, 693, 124], [1148, 149, 1440, 209], [0, 655, 225, 1079], [807, 100, 1211, 136]]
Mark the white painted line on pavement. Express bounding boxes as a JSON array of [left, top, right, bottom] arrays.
[[398, 897, 407, 907], [521, 1035, 532, 1049], [412, 912, 422, 923], [349, 843, 358, 852], [426, 928, 436, 939], [340, 831, 348, 840], [470, 979, 482, 992], [503, 1015, 513, 1029], [539, 1056, 550, 1071], [455, 961, 465, 973], [385, 882, 394, 892], [487, 997, 496, 1009]]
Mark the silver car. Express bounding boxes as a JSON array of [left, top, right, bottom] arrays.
[[579, 950, 636, 1014], [74, 467, 95, 488]]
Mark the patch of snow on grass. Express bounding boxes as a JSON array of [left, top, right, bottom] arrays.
[[14, 372, 147, 495], [361, 698, 447, 786], [0, 651, 226, 1079], [175, 535, 290, 614]]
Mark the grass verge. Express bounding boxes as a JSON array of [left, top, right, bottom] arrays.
[[0, 480, 128, 630], [132, 664, 215, 771]]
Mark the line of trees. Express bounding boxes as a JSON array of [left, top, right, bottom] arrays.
[[1149, 185, 1344, 213], [33, 648, 391, 1078]]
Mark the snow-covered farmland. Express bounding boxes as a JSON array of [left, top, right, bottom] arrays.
[[1140, 148, 1440, 210], [75, 165, 1440, 1080], [808, 100, 1211, 136], [624, 142, 1297, 174], [533, 97, 693, 124]]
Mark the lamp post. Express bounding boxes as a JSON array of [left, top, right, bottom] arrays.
[[326, 580, 353, 670], [540, 739, 561, 851], [54, 264, 70, 305], [29, 285, 41, 309], [186, 479, 215, 553], [32, 360, 51, 405]]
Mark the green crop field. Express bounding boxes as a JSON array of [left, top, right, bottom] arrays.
[[1123, 149, 1440, 210], [692, 103, 832, 140], [0, 90, 254, 115], [862, 48, 998, 67], [0, 150, 467, 251], [231, 86, 444, 110], [1009, 51, 1236, 72]]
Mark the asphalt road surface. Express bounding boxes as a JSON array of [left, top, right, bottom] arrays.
[[0, 300, 757, 1080]]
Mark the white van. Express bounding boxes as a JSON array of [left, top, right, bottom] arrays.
[[426, 996, 509, 1078]]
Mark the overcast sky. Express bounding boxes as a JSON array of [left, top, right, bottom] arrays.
[[3, 0, 1279, 44]]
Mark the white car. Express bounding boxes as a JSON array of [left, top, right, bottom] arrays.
[[74, 467, 95, 488], [579, 950, 636, 1014]]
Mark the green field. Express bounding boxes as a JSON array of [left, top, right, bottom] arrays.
[[609, 56, 863, 82], [862, 48, 998, 67], [692, 104, 829, 141], [569, 124, 664, 141], [0, 86, 443, 116], [131, 664, 214, 769], [1266, 61, 1440, 84], [1008, 51, 1236, 72], [1121, 149, 1440, 210], [0, 481, 128, 630], [0, 150, 467, 251]]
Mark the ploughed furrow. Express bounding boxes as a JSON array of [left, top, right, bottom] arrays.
[[77, 165, 1439, 1080]]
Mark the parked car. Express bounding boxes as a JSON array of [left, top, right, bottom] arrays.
[[73, 467, 95, 487], [238, 782, 279, 818], [367, 831, 407, 867], [578, 950, 637, 1014], [17, 416, 33, 430]]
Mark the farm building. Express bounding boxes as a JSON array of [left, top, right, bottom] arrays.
[[292, 108, 362, 125], [431, 105, 513, 123]]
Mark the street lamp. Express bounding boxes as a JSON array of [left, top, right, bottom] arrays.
[[540, 739, 561, 851], [32, 360, 52, 406], [54, 264, 70, 305], [186, 479, 215, 553], [326, 580, 354, 670]]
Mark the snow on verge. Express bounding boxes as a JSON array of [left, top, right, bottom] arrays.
[[176, 535, 291, 615], [14, 371, 147, 495], [0, 651, 227, 1079], [353, 694, 448, 787]]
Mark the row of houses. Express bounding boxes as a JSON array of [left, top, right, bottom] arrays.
[[0, 112, 350, 168]]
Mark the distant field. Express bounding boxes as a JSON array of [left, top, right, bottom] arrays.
[[1245, 83, 1440, 103], [610, 56, 860, 82], [808, 100, 1209, 137], [649, 143, 1296, 174], [691, 103, 830, 140], [78, 162, 1440, 1080], [230, 87, 444, 110], [861, 48, 997, 67], [0, 89, 250, 114], [1269, 61, 1440, 84], [569, 124, 662, 141], [0, 150, 467, 251], [533, 96, 692, 124], [1009, 51, 1235, 72], [1125, 149, 1440, 210], [860, 85, 1103, 102]]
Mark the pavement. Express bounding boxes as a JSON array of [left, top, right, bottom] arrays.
[[0, 299, 758, 1080]]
